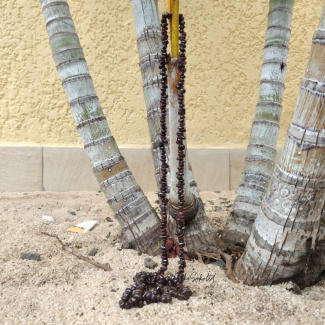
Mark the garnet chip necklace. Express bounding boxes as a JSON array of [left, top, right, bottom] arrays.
[[119, 12, 192, 309]]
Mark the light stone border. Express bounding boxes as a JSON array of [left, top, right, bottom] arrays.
[[0, 146, 282, 192]]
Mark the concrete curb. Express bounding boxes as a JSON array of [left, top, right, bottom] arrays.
[[0, 146, 282, 192]]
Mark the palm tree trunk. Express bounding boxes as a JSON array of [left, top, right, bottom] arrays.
[[168, 59, 193, 208], [235, 2, 325, 287], [167, 1, 198, 221], [39, 0, 161, 254], [130, 0, 220, 252], [130, 0, 199, 202], [130, 0, 199, 208], [130, 0, 169, 190], [303, 209, 325, 287], [223, 0, 295, 245]]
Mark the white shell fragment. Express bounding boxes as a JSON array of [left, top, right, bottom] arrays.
[[67, 220, 97, 233], [42, 215, 55, 223]]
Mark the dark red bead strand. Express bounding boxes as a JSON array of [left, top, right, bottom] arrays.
[[175, 13, 188, 285], [157, 11, 171, 276]]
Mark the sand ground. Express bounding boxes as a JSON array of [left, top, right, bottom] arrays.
[[1, 190, 325, 325]]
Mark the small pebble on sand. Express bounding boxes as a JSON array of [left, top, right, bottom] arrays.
[[210, 259, 226, 270], [42, 215, 55, 223], [144, 257, 158, 269], [88, 248, 99, 256], [21, 253, 41, 261], [121, 242, 133, 250]]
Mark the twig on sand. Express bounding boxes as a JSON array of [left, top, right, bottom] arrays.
[[201, 246, 239, 284], [195, 251, 204, 264], [228, 244, 245, 254], [198, 252, 221, 261], [42, 232, 112, 271]]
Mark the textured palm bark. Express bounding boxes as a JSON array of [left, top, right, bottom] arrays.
[[303, 209, 325, 287], [167, 198, 221, 254], [166, 6, 199, 219], [223, 0, 295, 245], [130, 1, 202, 211], [235, 4, 325, 287], [168, 58, 193, 207], [39, 0, 160, 254], [130, 0, 169, 189]]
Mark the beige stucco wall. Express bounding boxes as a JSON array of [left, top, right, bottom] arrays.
[[0, 0, 322, 148]]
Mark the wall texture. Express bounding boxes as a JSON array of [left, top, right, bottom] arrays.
[[0, 0, 323, 148]]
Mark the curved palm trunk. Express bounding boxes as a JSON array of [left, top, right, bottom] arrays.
[[130, 0, 199, 203], [130, 0, 198, 203], [235, 3, 325, 287], [130, 0, 169, 189], [130, 0, 220, 252], [223, 0, 295, 245], [168, 59, 194, 208], [167, 1, 198, 220], [39, 0, 160, 254]]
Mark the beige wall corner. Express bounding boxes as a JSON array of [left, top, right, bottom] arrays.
[[0, 146, 43, 192], [188, 149, 230, 191], [43, 147, 99, 192]]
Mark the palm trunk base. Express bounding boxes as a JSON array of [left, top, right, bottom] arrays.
[[222, 210, 256, 246], [168, 195, 199, 224], [130, 224, 162, 256], [135, 198, 225, 257], [233, 175, 325, 289], [301, 243, 325, 288], [167, 198, 223, 255], [234, 245, 325, 289]]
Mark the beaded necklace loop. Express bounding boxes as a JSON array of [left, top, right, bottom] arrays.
[[119, 12, 192, 310]]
